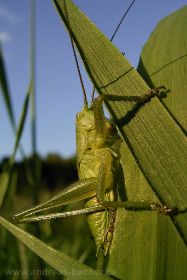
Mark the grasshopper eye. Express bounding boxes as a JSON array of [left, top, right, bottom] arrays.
[[76, 112, 84, 120]]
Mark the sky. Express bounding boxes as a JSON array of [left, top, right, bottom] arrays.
[[0, 0, 186, 160]]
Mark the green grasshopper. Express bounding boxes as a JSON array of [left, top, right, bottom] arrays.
[[13, 1, 168, 256], [13, 86, 166, 255]]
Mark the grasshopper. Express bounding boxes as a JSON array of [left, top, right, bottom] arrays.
[[12, 86, 166, 255], [12, 0, 168, 256]]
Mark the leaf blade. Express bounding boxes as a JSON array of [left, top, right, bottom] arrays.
[[137, 5, 187, 239], [1, 82, 31, 208], [0, 44, 15, 129], [0, 216, 111, 279], [138, 5, 187, 133], [52, 0, 187, 239], [108, 209, 187, 280], [107, 143, 187, 279]]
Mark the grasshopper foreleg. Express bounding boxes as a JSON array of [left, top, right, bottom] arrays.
[[93, 89, 173, 215], [94, 86, 166, 104]]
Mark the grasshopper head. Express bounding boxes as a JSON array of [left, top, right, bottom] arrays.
[[76, 105, 121, 151], [76, 106, 95, 131], [76, 106, 117, 136], [76, 106, 96, 165]]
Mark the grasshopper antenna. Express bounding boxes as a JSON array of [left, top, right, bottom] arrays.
[[70, 39, 88, 108], [64, 2, 88, 108], [110, 0, 136, 42], [91, 86, 95, 105], [65, 1, 136, 107], [92, 0, 136, 100]]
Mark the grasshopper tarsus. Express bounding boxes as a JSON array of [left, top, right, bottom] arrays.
[[140, 86, 166, 103], [150, 203, 175, 215]]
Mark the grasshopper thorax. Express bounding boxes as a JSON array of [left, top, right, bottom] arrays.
[[76, 104, 121, 167]]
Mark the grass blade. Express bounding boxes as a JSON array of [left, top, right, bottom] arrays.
[[0, 44, 15, 129], [0, 173, 9, 208], [1, 82, 32, 208], [30, 0, 37, 155], [9, 82, 32, 166], [0, 216, 112, 279]]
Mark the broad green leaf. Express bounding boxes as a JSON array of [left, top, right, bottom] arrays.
[[109, 208, 187, 280], [125, 8, 187, 277], [0, 216, 111, 279], [138, 5, 187, 133], [107, 143, 187, 279], [137, 5, 187, 241], [52, 0, 187, 241], [0, 44, 15, 129]]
